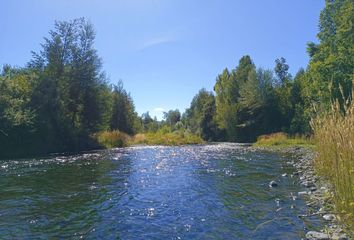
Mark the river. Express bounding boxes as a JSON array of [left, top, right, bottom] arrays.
[[0, 143, 325, 239]]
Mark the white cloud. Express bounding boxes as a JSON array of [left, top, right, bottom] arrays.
[[153, 107, 165, 112], [137, 36, 176, 51]]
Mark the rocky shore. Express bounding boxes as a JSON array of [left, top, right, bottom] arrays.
[[255, 146, 352, 240]]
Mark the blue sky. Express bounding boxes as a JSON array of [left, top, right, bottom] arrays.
[[0, 0, 324, 120]]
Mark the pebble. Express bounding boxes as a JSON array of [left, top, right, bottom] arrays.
[[323, 214, 336, 221], [301, 181, 314, 187], [256, 146, 348, 239], [331, 233, 348, 240], [306, 231, 330, 240], [298, 191, 308, 196]]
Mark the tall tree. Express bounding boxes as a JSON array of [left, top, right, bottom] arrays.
[[110, 80, 137, 135], [274, 57, 294, 131], [214, 56, 255, 141], [163, 109, 181, 129], [185, 88, 218, 140], [306, 0, 353, 109]]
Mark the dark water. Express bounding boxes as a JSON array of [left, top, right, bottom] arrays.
[[0, 143, 325, 239]]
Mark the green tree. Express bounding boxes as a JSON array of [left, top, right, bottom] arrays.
[[28, 18, 110, 151], [185, 88, 218, 140], [214, 56, 255, 141], [163, 109, 181, 129], [289, 69, 311, 134], [274, 57, 294, 131], [306, 0, 353, 109], [110, 80, 137, 135]]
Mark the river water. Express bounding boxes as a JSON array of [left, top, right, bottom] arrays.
[[0, 143, 325, 239]]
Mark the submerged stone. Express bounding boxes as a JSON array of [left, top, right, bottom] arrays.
[[269, 180, 278, 187]]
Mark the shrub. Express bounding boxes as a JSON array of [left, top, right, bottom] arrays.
[[130, 130, 203, 146], [93, 130, 131, 148], [254, 132, 312, 147]]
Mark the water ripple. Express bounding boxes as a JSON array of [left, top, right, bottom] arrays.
[[0, 144, 325, 239]]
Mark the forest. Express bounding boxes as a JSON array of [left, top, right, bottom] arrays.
[[0, 0, 353, 159]]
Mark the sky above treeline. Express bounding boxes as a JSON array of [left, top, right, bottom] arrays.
[[0, 0, 325, 120]]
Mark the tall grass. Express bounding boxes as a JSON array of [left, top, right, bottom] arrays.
[[311, 98, 354, 225], [93, 130, 131, 148], [93, 129, 203, 148], [130, 131, 203, 146], [254, 132, 313, 147]]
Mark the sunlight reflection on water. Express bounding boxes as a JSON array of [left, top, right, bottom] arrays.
[[0, 143, 326, 239]]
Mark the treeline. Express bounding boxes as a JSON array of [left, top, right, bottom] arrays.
[[0, 18, 141, 158], [183, 0, 353, 142], [183, 57, 309, 142], [1, 0, 352, 158], [0, 18, 202, 158]]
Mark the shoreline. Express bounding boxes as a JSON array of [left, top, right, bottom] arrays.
[[254, 145, 352, 240]]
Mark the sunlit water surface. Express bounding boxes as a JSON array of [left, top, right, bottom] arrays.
[[0, 143, 325, 239]]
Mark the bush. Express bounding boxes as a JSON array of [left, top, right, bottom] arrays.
[[254, 132, 312, 147], [93, 130, 131, 148], [130, 130, 203, 146]]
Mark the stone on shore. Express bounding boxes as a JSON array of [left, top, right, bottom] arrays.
[[331, 233, 348, 240], [323, 214, 336, 221], [298, 191, 308, 196], [306, 231, 329, 240]]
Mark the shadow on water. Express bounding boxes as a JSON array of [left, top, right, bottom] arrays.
[[0, 144, 325, 239]]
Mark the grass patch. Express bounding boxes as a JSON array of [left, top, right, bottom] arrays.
[[253, 132, 314, 147], [311, 99, 354, 228], [130, 131, 204, 146], [93, 129, 204, 148], [93, 130, 131, 148]]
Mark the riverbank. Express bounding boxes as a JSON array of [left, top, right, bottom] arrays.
[[93, 130, 204, 149], [254, 145, 352, 240]]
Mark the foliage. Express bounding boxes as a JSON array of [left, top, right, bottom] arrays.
[[163, 109, 181, 128], [210, 56, 295, 142], [0, 0, 353, 159], [93, 130, 131, 148], [213, 56, 256, 141], [306, 0, 353, 109], [183, 88, 219, 141], [110, 80, 137, 135], [0, 19, 140, 158]]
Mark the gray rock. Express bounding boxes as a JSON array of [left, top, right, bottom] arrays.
[[298, 191, 308, 196], [331, 233, 348, 240], [323, 214, 336, 221], [310, 186, 317, 192], [306, 231, 329, 240], [269, 180, 278, 187], [302, 181, 314, 187]]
